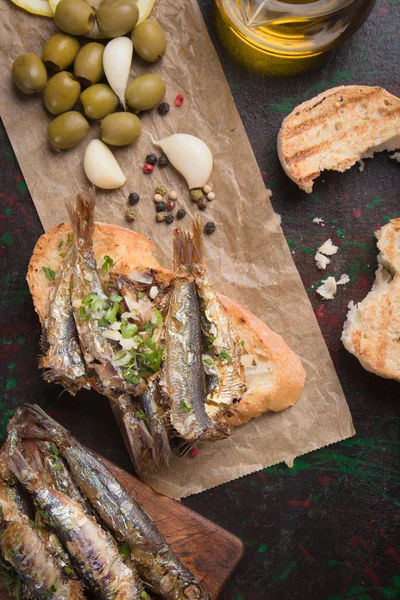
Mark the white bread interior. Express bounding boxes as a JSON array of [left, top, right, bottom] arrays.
[[27, 222, 306, 425], [278, 85, 400, 193]]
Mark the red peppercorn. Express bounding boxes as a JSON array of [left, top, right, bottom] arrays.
[[166, 200, 176, 212], [174, 94, 184, 107], [190, 448, 199, 457], [143, 163, 154, 174]]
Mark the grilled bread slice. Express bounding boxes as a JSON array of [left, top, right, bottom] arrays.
[[278, 85, 400, 193], [27, 222, 305, 426], [342, 218, 400, 381]]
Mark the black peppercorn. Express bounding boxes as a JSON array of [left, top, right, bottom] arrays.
[[176, 208, 186, 220], [155, 201, 166, 213], [204, 221, 216, 235], [165, 214, 174, 224], [198, 198, 207, 210], [157, 101, 170, 116], [145, 153, 158, 166], [158, 154, 169, 167], [128, 192, 140, 205]]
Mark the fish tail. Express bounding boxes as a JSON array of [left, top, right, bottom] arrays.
[[5, 446, 39, 493], [173, 218, 203, 272], [67, 191, 95, 250], [8, 404, 71, 449]]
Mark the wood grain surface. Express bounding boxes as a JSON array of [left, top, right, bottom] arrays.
[[0, 453, 243, 600]]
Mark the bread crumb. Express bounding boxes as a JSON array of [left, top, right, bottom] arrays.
[[315, 251, 331, 270], [390, 152, 400, 163], [318, 238, 339, 256], [358, 159, 365, 172], [337, 274, 350, 285], [313, 217, 324, 225], [317, 277, 337, 300], [275, 213, 282, 225]]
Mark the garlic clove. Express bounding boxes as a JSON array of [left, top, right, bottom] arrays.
[[103, 37, 133, 108], [84, 139, 126, 189], [152, 133, 213, 189]]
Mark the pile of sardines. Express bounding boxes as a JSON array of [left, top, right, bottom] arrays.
[[40, 193, 246, 477], [0, 404, 209, 600]]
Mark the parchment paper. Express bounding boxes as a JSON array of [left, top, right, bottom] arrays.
[[0, 0, 355, 498]]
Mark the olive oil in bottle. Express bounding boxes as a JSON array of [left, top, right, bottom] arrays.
[[215, 0, 376, 76]]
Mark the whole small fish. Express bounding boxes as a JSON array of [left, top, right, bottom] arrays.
[[191, 217, 246, 422], [164, 228, 228, 442], [39, 248, 88, 395], [6, 443, 142, 600], [0, 481, 85, 600], [140, 378, 171, 470], [17, 405, 210, 600]]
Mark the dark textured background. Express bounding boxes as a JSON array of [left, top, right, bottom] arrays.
[[1, 0, 400, 598]]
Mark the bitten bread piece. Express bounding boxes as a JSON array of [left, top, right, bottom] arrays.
[[278, 86, 400, 193], [342, 218, 400, 381], [27, 222, 305, 425]]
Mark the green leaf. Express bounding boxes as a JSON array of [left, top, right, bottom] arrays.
[[42, 266, 56, 280], [140, 592, 148, 599], [218, 349, 232, 364], [97, 317, 108, 328], [143, 320, 152, 331], [105, 302, 120, 324], [59, 253, 66, 259], [57, 240, 63, 250], [203, 358, 214, 366], [240, 340, 245, 346], [102, 255, 114, 273], [121, 322, 138, 339], [137, 292, 145, 299], [64, 567, 73, 576], [80, 306, 89, 321], [66, 233, 73, 246], [135, 409, 146, 421], [49, 442, 59, 457], [152, 309, 162, 327], [109, 294, 122, 303], [118, 542, 130, 560], [179, 400, 191, 413]]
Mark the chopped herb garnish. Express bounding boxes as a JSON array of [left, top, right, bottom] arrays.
[[203, 358, 214, 366], [49, 442, 59, 457], [109, 294, 123, 303], [82, 293, 105, 313], [0, 506, 3, 519], [143, 320, 152, 331], [80, 306, 89, 321], [121, 322, 138, 339], [140, 592, 148, 599], [0, 561, 22, 600], [179, 400, 191, 413], [29, 519, 37, 528], [64, 567, 73, 576], [57, 240, 63, 250], [66, 233, 73, 246], [152, 309, 162, 327], [240, 340, 245, 346], [118, 542, 130, 560], [97, 317, 109, 328], [135, 409, 146, 421], [218, 349, 232, 364], [137, 292, 145, 299], [105, 302, 120, 324], [59, 253, 66, 259], [42, 266, 56, 280], [208, 336, 216, 344], [102, 255, 114, 272]]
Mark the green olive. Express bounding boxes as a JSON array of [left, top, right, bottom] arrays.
[[131, 20, 166, 63], [74, 42, 104, 86], [47, 111, 90, 150], [12, 53, 47, 94], [125, 74, 166, 112], [43, 33, 80, 72], [100, 112, 141, 146], [44, 71, 81, 115], [54, 0, 95, 36], [80, 84, 118, 119], [96, 0, 139, 38]]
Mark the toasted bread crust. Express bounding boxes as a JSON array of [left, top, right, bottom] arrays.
[[278, 86, 400, 193], [27, 223, 305, 423], [342, 218, 400, 381]]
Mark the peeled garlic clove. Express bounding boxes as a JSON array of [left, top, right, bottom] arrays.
[[84, 139, 126, 189], [103, 37, 133, 108], [152, 133, 213, 189]]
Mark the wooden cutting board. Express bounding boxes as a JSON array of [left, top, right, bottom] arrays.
[[0, 454, 244, 600]]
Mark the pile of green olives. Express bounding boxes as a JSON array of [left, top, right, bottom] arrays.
[[11, 0, 168, 152]]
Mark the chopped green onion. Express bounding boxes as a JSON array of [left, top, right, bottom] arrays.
[[137, 292, 146, 299], [42, 266, 56, 280], [66, 233, 73, 246], [152, 309, 162, 327], [121, 322, 138, 338], [110, 294, 123, 303], [140, 592, 148, 599], [102, 255, 114, 273], [135, 409, 146, 420], [218, 349, 232, 364], [179, 400, 191, 413], [203, 357, 214, 366]]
